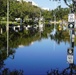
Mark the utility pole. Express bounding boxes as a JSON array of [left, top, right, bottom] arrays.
[[64, 0, 76, 68], [7, 0, 9, 56]]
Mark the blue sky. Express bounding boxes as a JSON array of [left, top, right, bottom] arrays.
[[33, 0, 68, 10]]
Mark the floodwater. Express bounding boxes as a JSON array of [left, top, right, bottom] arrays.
[[0, 25, 76, 75]]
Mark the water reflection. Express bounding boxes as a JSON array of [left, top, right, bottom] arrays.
[[50, 26, 70, 44], [0, 23, 53, 48], [47, 25, 76, 75], [47, 49, 76, 75], [0, 47, 17, 74], [0, 35, 24, 74], [0, 23, 74, 75], [0, 24, 53, 75], [0, 68, 23, 75]]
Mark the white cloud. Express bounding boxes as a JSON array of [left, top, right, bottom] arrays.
[[31, 1, 38, 6]]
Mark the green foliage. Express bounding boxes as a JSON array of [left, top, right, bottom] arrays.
[[51, 6, 69, 21], [0, 0, 70, 23], [9, 1, 41, 21], [0, 0, 7, 17]]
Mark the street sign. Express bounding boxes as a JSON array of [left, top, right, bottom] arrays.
[[67, 48, 73, 55], [74, 0, 76, 2], [67, 48, 74, 64], [68, 22, 74, 29], [67, 55, 73, 64], [74, 0, 76, 6], [68, 14, 75, 22]]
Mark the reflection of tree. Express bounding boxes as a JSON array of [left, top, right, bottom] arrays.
[[41, 25, 53, 38], [50, 29, 70, 44], [0, 48, 15, 70], [9, 31, 40, 47], [0, 25, 54, 75], [0, 24, 54, 48], [8, 26, 53, 48], [0, 47, 23, 75], [48, 25, 76, 75], [38, 25, 54, 42], [47, 63, 76, 75], [0, 68, 23, 75], [0, 34, 15, 70], [0, 60, 5, 71]]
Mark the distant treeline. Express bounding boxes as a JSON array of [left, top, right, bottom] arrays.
[[0, 0, 70, 22]]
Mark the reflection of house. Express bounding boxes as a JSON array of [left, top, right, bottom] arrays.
[[13, 25, 21, 32], [39, 23, 44, 32], [18, 45, 24, 48], [15, 18, 21, 21], [34, 17, 39, 23], [25, 25, 31, 30], [0, 25, 6, 34], [9, 24, 23, 32], [38, 16, 45, 32]]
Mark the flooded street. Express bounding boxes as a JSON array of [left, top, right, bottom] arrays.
[[0, 24, 75, 75]]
